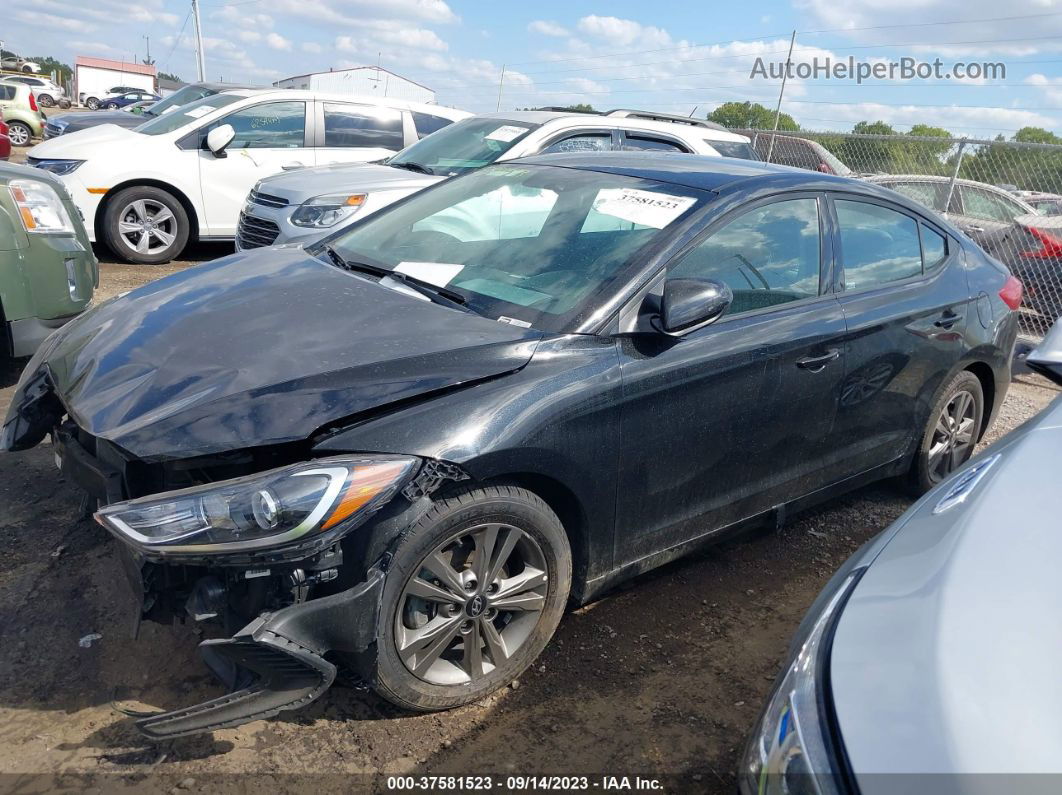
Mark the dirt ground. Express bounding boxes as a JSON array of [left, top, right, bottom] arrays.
[[0, 243, 1059, 794]]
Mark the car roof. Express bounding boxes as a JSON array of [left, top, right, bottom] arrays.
[[220, 88, 469, 118], [513, 151, 859, 191], [476, 111, 750, 142], [866, 174, 1037, 207]]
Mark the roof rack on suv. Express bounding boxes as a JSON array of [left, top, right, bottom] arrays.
[[604, 109, 729, 131], [531, 106, 602, 114]]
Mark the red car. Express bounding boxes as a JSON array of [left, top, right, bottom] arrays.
[[0, 111, 10, 160]]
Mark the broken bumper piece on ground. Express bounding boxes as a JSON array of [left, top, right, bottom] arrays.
[[136, 567, 384, 740]]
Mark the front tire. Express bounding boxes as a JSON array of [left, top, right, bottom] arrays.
[[85, 97, 99, 110], [37, 93, 55, 108], [104, 101, 119, 110], [909, 371, 984, 493], [6, 122, 31, 147], [373, 484, 571, 711], [103, 186, 190, 264]]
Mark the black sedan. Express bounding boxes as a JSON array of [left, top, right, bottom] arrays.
[[2, 154, 1019, 738]]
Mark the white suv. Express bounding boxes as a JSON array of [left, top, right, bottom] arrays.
[[236, 109, 758, 250], [24, 89, 470, 263]]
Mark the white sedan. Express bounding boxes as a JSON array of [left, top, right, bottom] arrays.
[[24, 89, 469, 264]]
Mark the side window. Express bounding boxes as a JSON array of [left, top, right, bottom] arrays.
[[708, 141, 759, 160], [540, 133, 612, 154], [323, 103, 403, 149], [670, 198, 821, 317], [921, 224, 948, 272], [886, 181, 946, 212], [620, 135, 688, 153], [0, 85, 13, 101], [960, 187, 1024, 223], [836, 200, 922, 290], [411, 111, 454, 139], [213, 101, 306, 149]]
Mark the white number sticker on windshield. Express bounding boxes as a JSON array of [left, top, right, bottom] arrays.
[[591, 188, 696, 229], [484, 125, 528, 143], [395, 261, 464, 287], [185, 106, 214, 119]]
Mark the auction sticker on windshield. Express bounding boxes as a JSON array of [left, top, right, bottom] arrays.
[[185, 106, 214, 119], [395, 261, 464, 287], [484, 125, 528, 143], [592, 188, 697, 229]]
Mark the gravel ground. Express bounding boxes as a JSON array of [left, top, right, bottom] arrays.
[[0, 240, 1058, 793]]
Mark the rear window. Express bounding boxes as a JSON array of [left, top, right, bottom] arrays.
[[411, 111, 455, 139], [708, 140, 759, 160]]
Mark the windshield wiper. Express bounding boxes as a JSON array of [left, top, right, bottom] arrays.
[[319, 246, 468, 311], [390, 161, 435, 176]]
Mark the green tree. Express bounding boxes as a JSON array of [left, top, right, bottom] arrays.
[[905, 124, 954, 175], [706, 101, 799, 131], [836, 120, 903, 173], [25, 55, 72, 84], [158, 71, 183, 84]]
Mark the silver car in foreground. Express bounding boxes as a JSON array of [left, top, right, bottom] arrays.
[[742, 322, 1062, 794]]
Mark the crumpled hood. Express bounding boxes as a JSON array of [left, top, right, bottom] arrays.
[[13, 247, 540, 461], [830, 397, 1062, 780], [256, 162, 442, 203], [50, 110, 144, 133]]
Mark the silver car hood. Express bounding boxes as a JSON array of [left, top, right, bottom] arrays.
[[255, 162, 443, 204], [831, 395, 1062, 782]]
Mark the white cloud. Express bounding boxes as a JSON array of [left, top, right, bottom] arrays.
[[577, 15, 671, 48], [528, 20, 569, 37], [237, 31, 263, 43], [302, 42, 324, 54], [68, 40, 121, 56], [795, 0, 1062, 56], [1027, 73, 1062, 104], [266, 32, 292, 51], [13, 10, 95, 32]]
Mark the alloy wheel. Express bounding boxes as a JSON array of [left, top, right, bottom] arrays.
[[117, 199, 178, 256], [395, 522, 548, 686], [7, 124, 29, 146], [927, 389, 976, 483]]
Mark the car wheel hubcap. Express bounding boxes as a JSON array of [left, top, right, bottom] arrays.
[[927, 389, 976, 482], [395, 522, 548, 686], [9, 126, 28, 145], [118, 199, 177, 255]]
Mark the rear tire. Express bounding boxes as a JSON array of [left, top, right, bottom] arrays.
[[104, 101, 119, 110], [908, 371, 984, 494], [6, 122, 31, 147], [103, 186, 190, 265], [373, 484, 571, 712], [37, 94, 55, 108], [85, 97, 99, 110]]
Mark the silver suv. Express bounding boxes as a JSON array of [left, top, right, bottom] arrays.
[[236, 109, 758, 250]]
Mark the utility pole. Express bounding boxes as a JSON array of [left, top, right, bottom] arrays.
[[766, 30, 796, 164], [143, 35, 154, 66], [496, 64, 506, 111], [191, 0, 206, 81]]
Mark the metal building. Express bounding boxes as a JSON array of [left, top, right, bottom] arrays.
[[273, 67, 434, 104]]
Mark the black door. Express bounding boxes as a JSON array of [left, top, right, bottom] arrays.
[[828, 195, 970, 479], [614, 195, 847, 564]]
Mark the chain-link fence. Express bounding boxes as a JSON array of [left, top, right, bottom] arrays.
[[734, 128, 1062, 341]]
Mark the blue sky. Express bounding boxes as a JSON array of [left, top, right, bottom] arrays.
[[7, 0, 1062, 137]]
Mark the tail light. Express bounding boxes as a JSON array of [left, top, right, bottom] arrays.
[[999, 275, 1024, 311], [1020, 225, 1062, 259], [28, 92, 38, 112]]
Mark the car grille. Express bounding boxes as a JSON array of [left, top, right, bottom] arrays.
[[248, 188, 289, 208], [44, 122, 65, 138], [237, 212, 280, 249]]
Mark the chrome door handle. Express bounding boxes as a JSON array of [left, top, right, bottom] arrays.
[[796, 348, 840, 371]]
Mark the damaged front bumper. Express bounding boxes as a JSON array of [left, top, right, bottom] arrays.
[[135, 566, 384, 740]]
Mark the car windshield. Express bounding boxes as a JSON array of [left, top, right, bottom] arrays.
[[140, 84, 221, 118], [388, 117, 541, 177], [135, 93, 243, 135], [319, 163, 708, 332]]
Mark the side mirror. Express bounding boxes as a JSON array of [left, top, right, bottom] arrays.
[[206, 124, 236, 158], [659, 278, 733, 335]]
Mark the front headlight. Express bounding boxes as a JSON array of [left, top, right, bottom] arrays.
[[29, 159, 84, 176], [9, 178, 77, 234], [742, 569, 864, 795], [96, 455, 417, 555], [291, 192, 367, 228]]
